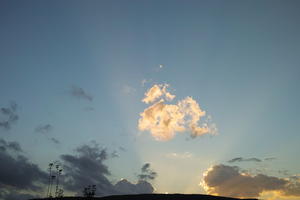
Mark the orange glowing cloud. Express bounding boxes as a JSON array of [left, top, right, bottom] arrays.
[[138, 84, 217, 141]]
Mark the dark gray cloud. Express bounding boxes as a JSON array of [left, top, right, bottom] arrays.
[[138, 163, 157, 182], [0, 102, 19, 131], [203, 164, 300, 198], [60, 143, 113, 195], [35, 124, 53, 134], [0, 139, 22, 152], [0, 139, 47, 192], [228, 157, 262, 163], [70, 86, 93, 101], [60, 143, 155, 196]]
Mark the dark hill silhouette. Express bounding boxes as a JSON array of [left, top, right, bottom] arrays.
[[31, 194, 257, 200]]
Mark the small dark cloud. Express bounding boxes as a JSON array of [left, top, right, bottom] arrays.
[[50, 137, 60, 144], [35, 124, 53, 134], [0, 139, 47, 191], [203, 164, 300, 198], [228, 157, 262, 163], [70, 86, 93, 101], [0, 102, 19, 131], [119, 146, 126, 152], [138, 163, 157, 182], [111, 150, 119, 158], [265, 157, 276, 161]]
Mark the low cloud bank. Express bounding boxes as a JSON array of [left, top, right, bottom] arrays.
[[202, 164, 300, 198], [0, 139, 156, 200], [0, 139, 47, 200], [60, 143, 156, 196]]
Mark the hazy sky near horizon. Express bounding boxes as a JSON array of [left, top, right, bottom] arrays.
[[1, 1, 300, 200]]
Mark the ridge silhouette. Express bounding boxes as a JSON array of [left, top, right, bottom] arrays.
[[31, 193, 257, 200]]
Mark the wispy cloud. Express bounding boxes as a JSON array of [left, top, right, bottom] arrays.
[[122, 85, 136, 95], [35, 124, 53, 134], [228, 157, 262, 163], [35, 124, 60, 145], [264, 157, 276, 161], [0, 102, 19, 131], [165, 152, 193, 159], [70, 86, 93, 101], [138, 84, 217, 141], [50, 137, 60, 144]]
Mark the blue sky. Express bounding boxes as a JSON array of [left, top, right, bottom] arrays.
[[1, 1, 300, 199]]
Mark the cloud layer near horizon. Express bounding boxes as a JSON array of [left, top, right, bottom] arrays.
[[61, 142, 155, 196], [0, 139, 155, 200], [138, 84, 216, 141], [202, 164, 300, 198]]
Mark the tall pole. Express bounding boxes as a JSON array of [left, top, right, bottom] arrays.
[[55, 165, 62, 197], [49, 175, 55, 198], [46, 163, 53, 198]]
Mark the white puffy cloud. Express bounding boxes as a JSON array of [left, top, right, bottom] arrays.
[[138, 84, 217, 141], [142, 84, 175, 104]]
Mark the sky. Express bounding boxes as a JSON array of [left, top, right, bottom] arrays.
[[1, 1, 300, 200]]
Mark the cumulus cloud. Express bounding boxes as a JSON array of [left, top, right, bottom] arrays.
[[138, 84, 217, 141], [0, 102, 19, 131], [70, 86, 93, 101], [201, 164, 300, 198], [228, 157, 262, 163], [0, 139, 47, 199], [60, 143, 155, 196], [114, 179, 154, 194], [142, 84, 175, 104]]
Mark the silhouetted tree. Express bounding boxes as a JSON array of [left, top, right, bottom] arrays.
[[83, 185, 96, 198]]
